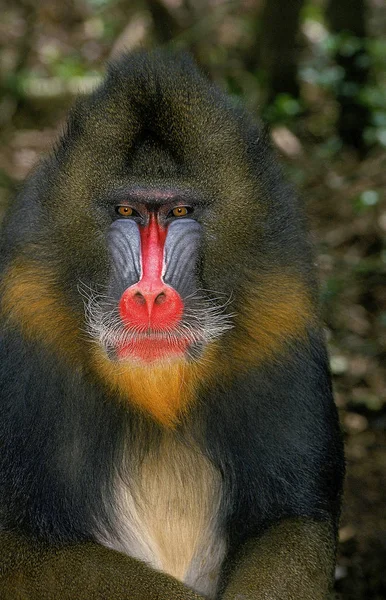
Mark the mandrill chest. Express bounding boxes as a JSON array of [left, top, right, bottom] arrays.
[[96, 435, 227, 599]]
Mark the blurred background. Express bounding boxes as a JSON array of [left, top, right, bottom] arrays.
[[0, 0, 385, 598]]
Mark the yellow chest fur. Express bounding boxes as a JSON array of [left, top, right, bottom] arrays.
[[96, 435, 226, 598]]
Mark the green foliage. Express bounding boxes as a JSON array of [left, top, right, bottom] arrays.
[[301, 2, 324, 24], [352, 190, 380, 214], [263, 94, 303, 125], [320, 275, 345, 303], [324, 32, 364, 58], [300, 32, 369, 92], [51, 57, 89, 79], [350, 392, 383, 411], [101, 16, 122, 41], [86, 0, 116, 8], [360, 86, 386, 147], [298, 26, 386, 149], [314, 137, 343, 159]]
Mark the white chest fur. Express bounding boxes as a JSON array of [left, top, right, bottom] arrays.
[[96, 435, 226, 599]]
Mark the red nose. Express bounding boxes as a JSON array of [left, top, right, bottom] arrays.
[[119, 282, 184, 331]]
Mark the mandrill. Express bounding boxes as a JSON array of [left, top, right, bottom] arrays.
[[0, 51, 344, 600]]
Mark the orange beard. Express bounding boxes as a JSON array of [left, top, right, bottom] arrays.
[[92, 344, 219, 428]]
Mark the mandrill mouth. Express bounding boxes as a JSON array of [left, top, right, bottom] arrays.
[[116, 332, 192, 363], [79, 283, 234, 364]]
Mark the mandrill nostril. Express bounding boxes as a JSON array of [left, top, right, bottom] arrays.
[[155, 292, 166, 305], [134, 292, 146, 306]]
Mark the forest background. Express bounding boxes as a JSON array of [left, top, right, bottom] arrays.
[[0, 0, 385, 598]]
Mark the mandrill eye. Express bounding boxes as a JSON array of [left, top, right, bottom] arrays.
[[116, 206, 134, 217], [170, 206, 191, 218]]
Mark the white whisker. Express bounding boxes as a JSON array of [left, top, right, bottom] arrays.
[[79, 282, 234, 360]]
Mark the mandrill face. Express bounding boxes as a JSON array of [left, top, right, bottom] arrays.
[[85, 187, 232, 364]]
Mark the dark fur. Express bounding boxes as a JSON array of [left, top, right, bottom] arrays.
[[0, 51, 344, 576]]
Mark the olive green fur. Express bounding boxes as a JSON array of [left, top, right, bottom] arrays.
[[0, 531, 204, 600], [0, 519, 336, 599], [222, 519, 337, 600]]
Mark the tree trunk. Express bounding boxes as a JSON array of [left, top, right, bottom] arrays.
[[326, 0, 370, 151], [258, 0, 305, 101]]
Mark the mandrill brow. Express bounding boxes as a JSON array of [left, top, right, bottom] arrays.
[[0, 50, 344, 600]]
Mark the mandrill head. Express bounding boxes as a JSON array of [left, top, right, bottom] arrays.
[[0, 51, 314, 425]]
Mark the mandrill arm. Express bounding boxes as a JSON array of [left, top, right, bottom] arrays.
[[222, 519, 336, 600], [0, 521, 336, 600], [0, 531, 205, 600]]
